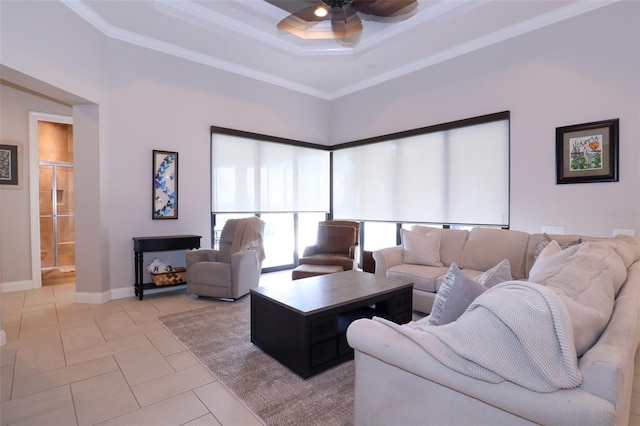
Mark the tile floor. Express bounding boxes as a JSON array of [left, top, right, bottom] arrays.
[[1, 271, 640, 426]]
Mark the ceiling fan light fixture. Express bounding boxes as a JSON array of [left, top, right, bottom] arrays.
[[314, 6, 329, 18]]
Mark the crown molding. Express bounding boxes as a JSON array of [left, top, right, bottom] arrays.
[[61, 0, 620, 101]]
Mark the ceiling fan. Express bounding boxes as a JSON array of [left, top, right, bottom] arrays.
[[272, 0, 419, 43]]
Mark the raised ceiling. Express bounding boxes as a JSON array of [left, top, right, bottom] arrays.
[[62, 0, 618, 100]]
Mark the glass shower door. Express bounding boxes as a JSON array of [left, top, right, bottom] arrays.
[[39, 163, 75, 269]]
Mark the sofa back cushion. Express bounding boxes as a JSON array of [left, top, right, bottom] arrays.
[[528, 241, 616, 356], [411, 225, 469, 266], [401, 229, 443, 266], [459, 228, 530, 279]]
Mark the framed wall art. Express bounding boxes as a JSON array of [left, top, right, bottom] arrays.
[[556, 118, 619, 184], [0, 142, 22, 188], [152, 150, 178, 219]]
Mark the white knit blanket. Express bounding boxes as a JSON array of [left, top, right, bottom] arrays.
[[374, 281, 582, 392]]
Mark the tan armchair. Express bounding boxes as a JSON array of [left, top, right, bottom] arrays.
[[186, 216, 265, 300], [298, 220, 359, 271]]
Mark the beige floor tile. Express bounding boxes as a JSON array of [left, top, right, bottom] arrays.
[[94, 310, 137, 334], [19, 309, 59, 338], [1, 364, 14, 403], [10, 404, 78, 426], [183, 413, 222, 426], [60, 324, 105, 353], [12, 356, 119, 399], [57, 309, 97, 328], [55, 300, 90, 315], [99, 391, 209, 426], [71, 371, 139, 426], [194, 382, 263, 426], [2, 319, 20, 342], [87, 303, 125, 315], [165, 350, 201, 371], [634, 374, 640, 394], [23, 287, 55, 307], [0, 346, 16, 367], [3, 302, 56, 316], [131, 364, 215, 407], [65, 335, 149, 366], [114, 343, 174, 386], [14, 334, 66, 379], [101, 320, 163, 342], [630, 413, 640, 426], [632, 391, 640, 415], [0, 385, 74, 426], [146, 328, 186, 356]]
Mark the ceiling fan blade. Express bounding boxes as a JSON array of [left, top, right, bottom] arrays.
[[351, 0, 418, 17], [331, 5, 362, 39]]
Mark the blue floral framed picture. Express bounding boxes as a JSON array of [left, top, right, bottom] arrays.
[[152, 150, 178, 219]]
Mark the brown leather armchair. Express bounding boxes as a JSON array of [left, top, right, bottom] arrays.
[[298, 220, 360, 271]]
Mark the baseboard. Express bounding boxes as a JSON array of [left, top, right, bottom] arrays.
[[0, 329, 5, 346], [1, 280, 34, 293]]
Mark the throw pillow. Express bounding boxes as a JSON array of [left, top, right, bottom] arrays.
[[528, 241, 586, 284], [401, 229, 444, 267], [533, 233, 583, 262], [475, 258, 512, 288], [428, 263, 487, 326]]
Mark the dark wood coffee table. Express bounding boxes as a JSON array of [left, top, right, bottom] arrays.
[[250, 270, 413, 378]]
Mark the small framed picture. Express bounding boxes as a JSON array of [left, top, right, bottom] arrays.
[[556, 119, 619, 184], [152, 150, 178, 219], [0, 142, 22, 188]]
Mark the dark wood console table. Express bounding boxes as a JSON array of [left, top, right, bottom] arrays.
[[132, 234, 201, 300]]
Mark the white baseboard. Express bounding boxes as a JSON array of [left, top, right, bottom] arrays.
[[0, 329, 6, 346], [1, 280, 34, 293]]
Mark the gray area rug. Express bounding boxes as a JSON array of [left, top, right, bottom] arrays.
[[157, 296, 354, 426]]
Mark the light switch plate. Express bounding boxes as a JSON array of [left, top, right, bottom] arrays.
[[541, 226, 564, 235], [613, 228, 635, 237]]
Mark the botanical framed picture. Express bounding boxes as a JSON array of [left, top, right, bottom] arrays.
[[152, 150, 178, 219], [556, 118, 619, 184], [0, 142, 22, 188]]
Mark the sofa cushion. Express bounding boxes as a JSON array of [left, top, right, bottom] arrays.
[[528, 241, 616, 356], [528, 240, 585, 284], [401, 229, 444, 267], [428, 263, 487, 326], [459, 228, 530, 279], [411, 225, 469, 266], [387, 264, 448, 293], [474, 258, 513, 288], [533, 233, 582, 263]]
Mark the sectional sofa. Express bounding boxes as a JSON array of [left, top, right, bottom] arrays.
[[348, 227, 640, 425]]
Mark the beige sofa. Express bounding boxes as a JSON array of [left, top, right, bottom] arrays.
[[349, 227, 640, 425], [375, 226, 593, 314]]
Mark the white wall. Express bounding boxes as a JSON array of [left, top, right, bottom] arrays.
[[1, 1, 638, 300], [330, 1, 640, 237], [0, 0, 329, 298]]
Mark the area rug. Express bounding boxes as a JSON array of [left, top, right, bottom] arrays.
[[157, 297, 354, 426]]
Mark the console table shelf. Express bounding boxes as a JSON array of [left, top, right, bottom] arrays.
[[132, 234, 201, 300]]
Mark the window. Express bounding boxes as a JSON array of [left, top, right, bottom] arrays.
[[332, 112, 510, 228]]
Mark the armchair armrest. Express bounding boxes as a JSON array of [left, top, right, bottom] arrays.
[[230, 250, 261, 299], [185, 249, 220, 270], [372, 246, 403, 275]]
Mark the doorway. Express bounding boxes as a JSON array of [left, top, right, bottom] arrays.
[[37, 120, 75, 286]]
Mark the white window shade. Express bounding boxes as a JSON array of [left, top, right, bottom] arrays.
[[333, 118, 509, 226], [211, 133, 330, 213]]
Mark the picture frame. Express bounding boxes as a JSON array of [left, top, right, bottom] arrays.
[[0, 142, 22, 188], [152, 150, 178, 219], [556, 118, 619, 184]]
